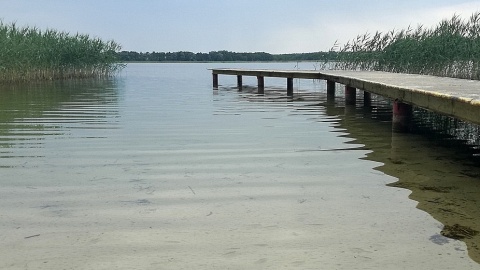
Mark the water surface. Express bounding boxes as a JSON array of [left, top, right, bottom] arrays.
[[1, 63, 479, 269]]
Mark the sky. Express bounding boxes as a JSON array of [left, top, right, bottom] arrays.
[[1, 0, 480, 54]]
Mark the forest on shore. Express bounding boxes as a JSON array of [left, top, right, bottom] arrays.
[[116, 50, 338, 62]]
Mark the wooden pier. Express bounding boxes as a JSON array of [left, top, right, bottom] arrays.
[[211, 68, 480, 132]]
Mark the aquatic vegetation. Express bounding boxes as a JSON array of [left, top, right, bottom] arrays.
[[441, 224, 479, 240], [331, 12, 480, 80], [0, 21, 123, 82]]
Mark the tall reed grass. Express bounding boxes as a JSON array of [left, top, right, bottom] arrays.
[[0, 21, 123, 82], [331, 12, 480, 80]]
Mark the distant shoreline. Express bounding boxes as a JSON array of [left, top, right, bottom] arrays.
[[116, 50, 336, 63], [119, 60, 325, 64]]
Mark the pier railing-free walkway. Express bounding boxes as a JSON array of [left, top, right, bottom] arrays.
[[211, 68, 480, 132]]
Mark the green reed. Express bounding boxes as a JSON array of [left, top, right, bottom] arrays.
[[331, 12, 480, 80], [0, 21, 123, 82]]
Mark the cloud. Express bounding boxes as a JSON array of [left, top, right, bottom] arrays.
[[432, 1, 480, 19]]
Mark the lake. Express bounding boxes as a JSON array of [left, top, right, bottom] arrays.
[[1, 62, 480, 269]]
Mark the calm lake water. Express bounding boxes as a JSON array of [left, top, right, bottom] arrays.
[[1, 62, 480, 269]]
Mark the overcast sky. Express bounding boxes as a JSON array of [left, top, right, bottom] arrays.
[[1, 0, 479, 53]]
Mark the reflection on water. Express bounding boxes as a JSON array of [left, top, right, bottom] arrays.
[[0, 79, 121, 161], [228, 82, 480, 263], [258, 87, 480, 263]]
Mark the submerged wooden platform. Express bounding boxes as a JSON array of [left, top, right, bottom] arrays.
[[211, 68, 480, 128]]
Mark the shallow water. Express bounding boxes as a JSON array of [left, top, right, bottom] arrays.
[[1, 62, 479, 269]]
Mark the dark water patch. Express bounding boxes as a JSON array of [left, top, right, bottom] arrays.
[[430, 234, 451, 245]]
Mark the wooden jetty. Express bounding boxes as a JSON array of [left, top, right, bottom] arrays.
[[211, 68, 480, 132]]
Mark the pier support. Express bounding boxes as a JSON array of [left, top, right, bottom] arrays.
[[327, 80, 336, 100], [364, 91, 372, 107], [257, 76, 265, 94], [345, 86, 356, 105], [237, 75, 242, 90], [392, 100, 412, 133], [287, 78, 294, 96], [213, 73, 218, 88]]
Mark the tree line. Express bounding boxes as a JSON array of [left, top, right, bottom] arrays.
[[116, 50, 338, 62]]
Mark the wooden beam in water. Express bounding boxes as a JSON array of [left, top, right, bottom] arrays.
[[392, 100, 413, 133], [364, 91, 372, 107], [327, 80, 336, 99], [345, 86, 356, 105], [287, 78, 293, 96], [257, 76, 264, 94], [212, 73, 218, 88], [237, 75, 242, 90]]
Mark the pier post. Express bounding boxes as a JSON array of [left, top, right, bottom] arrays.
[[345, 86, 356, 105], [257, 76, 265, 94], [327, 80, 335, 100], [213, 73, 218, 88], [287, 78, 294, 96], [237, 75, 242, 90], [392, 100, 412, 133], [364, 91, 372, 107]]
